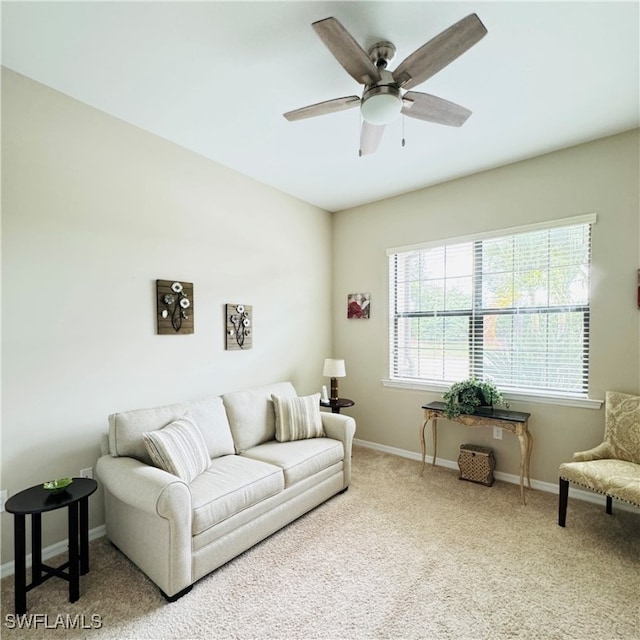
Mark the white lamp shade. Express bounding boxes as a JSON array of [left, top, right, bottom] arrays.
[[323, 358, 346, 378]]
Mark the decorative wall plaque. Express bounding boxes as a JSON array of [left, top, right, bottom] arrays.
[[226, 304, 252, 350], [156, 280, 194, 334], [347, 292, 370, 319]]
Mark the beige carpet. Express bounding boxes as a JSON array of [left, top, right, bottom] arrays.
[[2, 446, 639, 640]]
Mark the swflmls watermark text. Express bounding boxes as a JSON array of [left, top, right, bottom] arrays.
[[4, 613, 103, 630]]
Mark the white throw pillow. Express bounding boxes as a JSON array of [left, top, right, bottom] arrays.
[[271, 393, 324, 442], [143, 413, 210, 482]]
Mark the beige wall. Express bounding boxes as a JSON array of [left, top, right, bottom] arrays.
[[332, 130, 640, 484], [0, 70, 332, 563]]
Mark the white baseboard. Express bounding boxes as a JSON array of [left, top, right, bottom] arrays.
[[0, 524, 106, 579], [353, 438, 640, 513]]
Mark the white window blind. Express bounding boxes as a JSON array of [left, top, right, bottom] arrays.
[[388, 215, 594, 398]]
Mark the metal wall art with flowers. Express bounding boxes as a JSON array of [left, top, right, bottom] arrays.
[[156, 280, 194, 334], [226, 304, 252, 350]]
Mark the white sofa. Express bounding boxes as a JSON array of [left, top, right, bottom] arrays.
[[96, 382, 355, 600]]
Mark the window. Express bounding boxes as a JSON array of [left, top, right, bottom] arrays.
[[388, 215, 595, 400]]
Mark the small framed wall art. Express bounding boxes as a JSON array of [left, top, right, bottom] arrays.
[[156, 280, 194, 334], [226, 304, 252, 350], [347, 292, 370, 319]]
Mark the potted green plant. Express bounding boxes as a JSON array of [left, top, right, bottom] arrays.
[[442, 377, 504, 419]]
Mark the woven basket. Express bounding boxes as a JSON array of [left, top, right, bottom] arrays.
[[458, 444, 496, 486]]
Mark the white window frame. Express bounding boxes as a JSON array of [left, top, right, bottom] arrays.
[[383, 213, 602, 409]]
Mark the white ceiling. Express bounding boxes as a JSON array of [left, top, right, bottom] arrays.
[[2, 1, 639, 212]]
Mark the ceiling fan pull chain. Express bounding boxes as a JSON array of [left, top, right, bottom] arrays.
[[402, 116, 406, 148]]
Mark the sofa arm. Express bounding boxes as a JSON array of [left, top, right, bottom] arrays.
[[96, 454, 191, 518], [321, 413, 356, 488], [96, 454, 194, 597], [573, 441, 615, 462]]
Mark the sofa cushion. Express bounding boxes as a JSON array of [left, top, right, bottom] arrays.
[[186, 396, 236, 459], [222, 382, 297, 453], [143, 413, 211, 482], [242, 438, 344, 488], [190, 455, 284, 536], [272, 393, 324, 442], [109, 395, 235, 464], [110, 401, 190, 464]]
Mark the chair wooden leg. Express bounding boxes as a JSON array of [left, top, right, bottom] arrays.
[[606, 495, 613, 515], [558, 478, 569, 527]]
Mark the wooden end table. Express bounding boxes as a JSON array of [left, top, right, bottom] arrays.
[[320, 398, 355, 414], [5, 477, 98, 614]]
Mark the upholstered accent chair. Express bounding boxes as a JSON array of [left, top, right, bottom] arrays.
[[558, 391, 640, 527]]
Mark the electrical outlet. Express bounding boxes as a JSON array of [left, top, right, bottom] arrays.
[[493, 427, 503, 440], [0, 489, 7, 513], [80, 467, 93, 480]]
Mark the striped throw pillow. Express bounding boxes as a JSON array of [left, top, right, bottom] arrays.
[[143, 413, 210, 482], [272, 393, 325, 442]]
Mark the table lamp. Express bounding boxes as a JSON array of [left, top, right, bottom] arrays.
[[323, 359, 346, 402]]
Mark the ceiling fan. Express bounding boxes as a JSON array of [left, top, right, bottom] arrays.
[[283, 14, 487, 156]]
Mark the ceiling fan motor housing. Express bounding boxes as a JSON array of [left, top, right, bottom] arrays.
[[361, 69, 402, 125], [368, 41, 396, 69]]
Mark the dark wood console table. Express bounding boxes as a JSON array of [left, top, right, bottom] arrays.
[[420, 402, 533, 505]]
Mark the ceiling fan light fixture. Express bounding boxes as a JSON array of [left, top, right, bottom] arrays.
[[361, 87, 402, 125]]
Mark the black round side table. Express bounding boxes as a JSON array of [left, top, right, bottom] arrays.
[[320, 398, 355, 414], [5, 477, 98, 614]]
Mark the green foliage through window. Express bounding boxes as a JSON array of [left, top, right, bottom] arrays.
[[389, 217, 593, 397]]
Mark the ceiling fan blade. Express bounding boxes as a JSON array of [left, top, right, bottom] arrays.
[[312, 17, 381, 86], [401, 91, 472, 126], [284, 96, 361, 121], [359, 121, 386, 156], [394, 14, 487, 90]]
